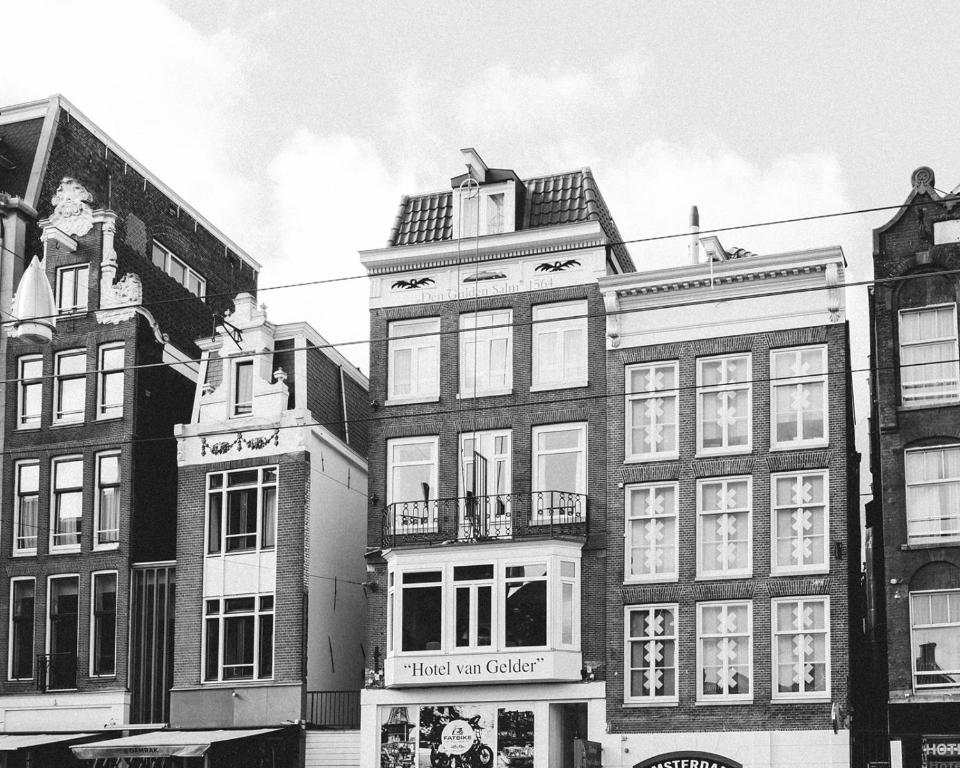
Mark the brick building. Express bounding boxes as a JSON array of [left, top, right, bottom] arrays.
[[598, 232, 862, 767], [358, 149, 634, 768], [867, 166, 960, 768], [0, 95, 257, 762]]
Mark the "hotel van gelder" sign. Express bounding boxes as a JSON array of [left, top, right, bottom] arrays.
[[386, 650, 582, 687]]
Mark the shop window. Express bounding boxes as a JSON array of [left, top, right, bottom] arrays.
[[459, 310, 512, 397], [95, 453, 121, 547], [697, 353, 751, 454], [625, 605, 677, 703], [401, 571, 443, 652], [387, 318, 440, 402], [203, 595, 273, 682], [13, 461, 39, 554], [8, 578, 34, 681], [56, 264, 88, 314], [772, 471, 828, 574], [626, 362, 678, 460], [770, 346, 828, 447], [626, 483, 678, 582], [899, 305, 960, 406], [97, 343, 124, 419], [206, 466, 277, 554], [50, 457, 83, 551], [90, 572, 117, 677], [910, 589, 960, 689], [697, 601, 752, 701], [17, 355, 42, 428], [54, 349, 86, 424], [697, 477, 752, 578], [772, 596, 829, 698], [531, 301, 588, 390]]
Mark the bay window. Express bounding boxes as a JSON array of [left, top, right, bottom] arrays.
[[8, 578, 34, 681], [697, 600, 752, 701], [626, 483, 678, 582], [626, 362, 678, 460], [17, 355, 42, 428], [771, 346, 828, 447], [504, 564, 548, 648], [387, 436, 438, 532], [911, 589, 960, 689], [14, 461, 39, 554], [203, 595, 273, 682], [531, 423, 586, 525], [206, 466, 277, 554], [54, 349, 86, 424], [905, 445, 960, 543], [388, 318, 440, 402], [97, 343, 124, 418], [697, 353, 751, 454], [91, 572, 117, 677], [459, 310, 512, 396], [401, 571, 443, 652], [454, 565, 493, 649], [51, 457, 83, 550], [697, 477, 752, 578], [772, 471, 828, 574], [772, 596, 830, 698], [531, 301, 588, 390], [899, 305, 960, 405], [95, 452, 121, 547], [625, 605, 677, 703]]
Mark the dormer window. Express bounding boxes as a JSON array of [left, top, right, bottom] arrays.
[[233, 359, 253, 416], [453, 183, 516, 238]]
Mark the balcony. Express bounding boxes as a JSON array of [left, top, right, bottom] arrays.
[[381, 491, 587, 548], [36, 653, 77, 692], [305, 690, 361, 728]]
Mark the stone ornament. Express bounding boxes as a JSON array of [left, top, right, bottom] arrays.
[[48, 177, 94, 237]]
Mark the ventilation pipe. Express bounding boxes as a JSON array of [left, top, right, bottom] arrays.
[[688, 205, 700, 264]]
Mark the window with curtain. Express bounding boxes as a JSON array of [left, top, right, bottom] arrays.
[[900, 305, 960, 405], [910, 590, 960, 689], [531, 423, 586, 524], [233, 359, 254, 416], [626, 605, 677, 702], [17, 356, 42, 428], [698, 601, 752, 700], [698, 353, 751, 454], [698, 477, 752, 577], [531, 301, 588, 390], [772, 597, 830, 698], [388, 318, 440, 402], [772, 471, 828, 573], [905, 445, 960, 543], [54, 349, 87, 424], [204, 595, 273, 682], [51, 457, 83, 549], [626, 362, 679, 459], [771, 346, 828, 447], [14, 461, 39, 553], [96, 453, 121, 546], [387, 437, 439, 532], [98, 344, 124, 418], [206, 466, 278, 553], [459, 310, 512, 396], [626, 483, 678, 581]]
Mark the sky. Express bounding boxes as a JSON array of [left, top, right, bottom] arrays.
[[4, 1, 960, 461]]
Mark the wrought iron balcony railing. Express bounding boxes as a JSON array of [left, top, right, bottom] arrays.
[[382, 491, 587, 548], [36, 652, 77, 692]]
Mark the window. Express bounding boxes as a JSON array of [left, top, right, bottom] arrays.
[[531, 423, 587, 525], [772, 471, 828, 574], [626, 362, 678, 460], [91, 572, 117, 677], [487, 193, 505, 234], [54, 349, 86, 423], [453, 184, 514, 238], [560, 560, 577, 647], [625, 605, 677, 703], [387, 437, 438, 532], [152, 240, 206, 297], [387, 318, 440, 402], [697, 601, 752, 701], [454, 564, 493, 649], [459, 310, 512, 396], [899, 305, 960, 405], [532, 301, 588, 390], [97, 343, 124, 418], [697, 477, 752, 578], [95, 453, 121, 547], [207, 466, 277, 554], [905, 445, 960, 544], [56, 264, 88, 313], [697, 353, 751, 454], [203, 595, 273, 682], [47, 576, 79, 690], [626, 483, 678, 582], [458, 431, 511, 539], [8, 578, 34, 681], [51, 457, 83, 550], [504, 564, 548, 648], [772, 597, 830, 698], [911, 590, 960, 689], [771, 346, 828, 447], [233, 359, 253, 416], [14, 461, 40, 554], [401, 571, 443, 652], [17, 356, 42, 428]]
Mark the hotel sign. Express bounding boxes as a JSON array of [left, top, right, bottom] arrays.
[[924, 737, 960, 768], [634, 752, 743, 768], [385, 649, 582, 687]]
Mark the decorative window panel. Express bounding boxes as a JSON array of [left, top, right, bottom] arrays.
[[626, 362, 678, 459], [772, 597, 829, 698], [626, 605, 677, 702], [697, 477, 752, 577], [626, 483, 678, 581], [772, 471, 828, 573], [697, 354, 751, 454], [698, 601, 752, 700], [771, 346, 827, 447]]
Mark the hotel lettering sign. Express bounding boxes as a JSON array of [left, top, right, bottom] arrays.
[[634, 752, 743, 768], [924, 737, 960, 768], [386, 650, 581, 686]]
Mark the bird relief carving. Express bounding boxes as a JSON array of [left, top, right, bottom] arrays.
[[48, 178, 95, 238]]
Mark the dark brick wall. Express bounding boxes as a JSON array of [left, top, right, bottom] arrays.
[[364, 283, 609, 678], [604, 322, 859, 733], [343, 373, 370, 458], [305, 342, 346, 443]]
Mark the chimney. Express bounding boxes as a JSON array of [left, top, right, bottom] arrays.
[[688, 205, 700, 264]]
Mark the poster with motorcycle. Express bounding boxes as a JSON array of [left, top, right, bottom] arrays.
[[418, 705, 496, 768]]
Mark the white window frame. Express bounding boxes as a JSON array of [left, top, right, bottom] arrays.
[[624, 603, 679, 705], [205, 466, 278, 555], [397, 567, 445, 654], [17, 355, 43, 429], [696, 476, 753, 579], [13, 460, 40, 556], [8, 577, 35, 681], [770, 345, 829, 449], [771, 595, 831, 701], [910, 588, 960, 690], [531, 300, 589, 391], [53, 348, 87, 424], [94, 451, 121, 550], [500, 559, 550, 652], [89, 570, 118, 678], [458, 309, 513, 398], [905, 444, 960, 544], [55, 263, 89, 314], [452, 181, 516, 238], [97, 343, 124, 420], [45, 574, 80, 691], [899, 304, 960, 406], [201, 594, 274, 683], [231, 358, 254, 417], [387, 317, 441, 404], [450, 563, 496, 652], [696, 352, 752, 456], [625, 361, 679, 461], [387, 436, 440, 533], [625, 482, 679, 583], [458, 430, 512, 539], [530, 422, 587, 526], [771, 470, 830, 575], [152, 239, 206, 297], [50, 455, 83, 553], [696, 599, 753, 703]]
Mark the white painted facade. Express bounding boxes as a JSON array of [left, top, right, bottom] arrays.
[[0, 690, 128, 731]]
